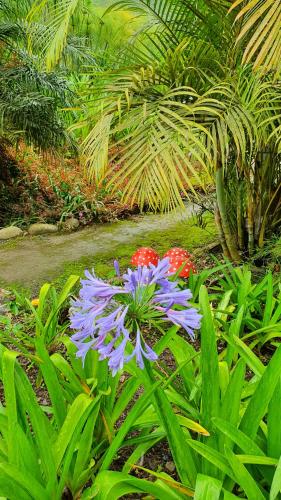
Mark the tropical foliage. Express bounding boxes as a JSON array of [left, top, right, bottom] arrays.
[[231, 0, 281, 73], [0, 1, 280, 498], [0, 1, 71, 150], [0, 260, 280, 498], [0, 0, 279, 258]]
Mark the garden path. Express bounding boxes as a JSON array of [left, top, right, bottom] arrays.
[[0, 204, 199, 288]]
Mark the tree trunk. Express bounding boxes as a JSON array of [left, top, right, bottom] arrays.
[[215, 165, 241, 262], [237, 182, 244, 251], [215, 206, 231, 260], [247, 184, 254, 256]]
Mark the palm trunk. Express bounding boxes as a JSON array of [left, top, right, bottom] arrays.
[[237, 182, 244, 251], [215, 206, 231, 260], [247, 188, 254, 256], [215, 165, 241, 262]]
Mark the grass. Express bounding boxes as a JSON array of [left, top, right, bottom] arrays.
[[0, 213, 217, 297], [53, 214, 217, 290]]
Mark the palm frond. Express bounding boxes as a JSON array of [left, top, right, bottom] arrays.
[[231, 0, 281, 74], [61, 34, 98, 68], [79, 49, 281, 212], [27, 0, 80, 71], [107, 0, 233, 48], [80, 61, 244, 210], [0, 52, 72, 148], [0, 22, 25, 45], [0, 0, 33, 19]]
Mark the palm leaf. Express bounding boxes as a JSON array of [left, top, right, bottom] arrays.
[[27, 0, 80, 70], [231, 0, 281, 73]]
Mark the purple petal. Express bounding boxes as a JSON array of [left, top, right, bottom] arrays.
[[108, 334, 129, 376], [154, 289, 193, 308], [126, 328, 158, 369], [165, 308, 202, 339], [114, 260, 120, 277]]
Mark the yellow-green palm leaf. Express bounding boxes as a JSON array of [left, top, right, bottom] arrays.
[[231, 0, 281, 73], [27, 0, 80, 70]]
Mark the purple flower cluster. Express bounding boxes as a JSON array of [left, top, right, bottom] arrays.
[[70, 258, 201, 376]]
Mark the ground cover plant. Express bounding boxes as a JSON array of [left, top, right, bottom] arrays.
[[0, 256, 280, 499], [0, 143, 140, 228]]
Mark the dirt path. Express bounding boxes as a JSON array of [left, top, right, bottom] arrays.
[[0, 205, 199, 287]]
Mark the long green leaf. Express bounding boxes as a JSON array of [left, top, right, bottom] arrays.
[[213, 417, 265, 456], [35, 337, 66, 427], [93, 470, 189, 500], [199, 285, 220, 427], [0, 463, 48, 500], [2, 350, 20, 465], [53, 394, 93, 471], [270, 453, 281, 500], [199, 285, 220, 477], [194, 474, 222, 500], [186, 439, 235, 481], [268, 378, 281, 458], [225, 447, 265, 500], [240, 343, 281, 440]]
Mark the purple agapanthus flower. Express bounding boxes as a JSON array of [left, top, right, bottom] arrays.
[[70, 258, 201, 375]]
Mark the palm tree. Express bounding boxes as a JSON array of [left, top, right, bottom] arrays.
[[27, 0, 281, 74], [27, 0, 139, 71], [0, 0, 72, 150], [27, 0, 281, 260]]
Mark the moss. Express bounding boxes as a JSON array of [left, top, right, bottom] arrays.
[[1, 214, 217, 296], [53, 214, 217, 290], [0, 237, 25, 250]]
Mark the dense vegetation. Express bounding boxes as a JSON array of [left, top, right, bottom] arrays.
[[0, 261, 281, 499], [0, 1, 280, 499]]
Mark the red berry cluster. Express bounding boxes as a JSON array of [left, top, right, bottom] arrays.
[[131, 247, 196, 278]]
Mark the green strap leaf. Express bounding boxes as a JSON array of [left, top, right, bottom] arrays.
[[93, 470, 187, 500], [186, 439, 235, 481], [53, 393, 94, 471], [225, 447, 265, 500], [213, 417, 265, 456], [35, 337, 66, 427], [2, 350, 20, 465], [0, 462, 49, 500], [194, 474, 222, 500], [240, 343, 281, 440], [270, 453, 281, 500]]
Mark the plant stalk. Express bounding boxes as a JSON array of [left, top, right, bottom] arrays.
[[215, 165, 241, 262]]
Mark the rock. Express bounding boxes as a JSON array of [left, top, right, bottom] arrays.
[[0, 288, 13, 316], [61, 217, 79, 232], [28, 223, 59, 236], [0, 226, 23, 240], [0, 304, 8, 315], [165, 461, 176, 473]]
